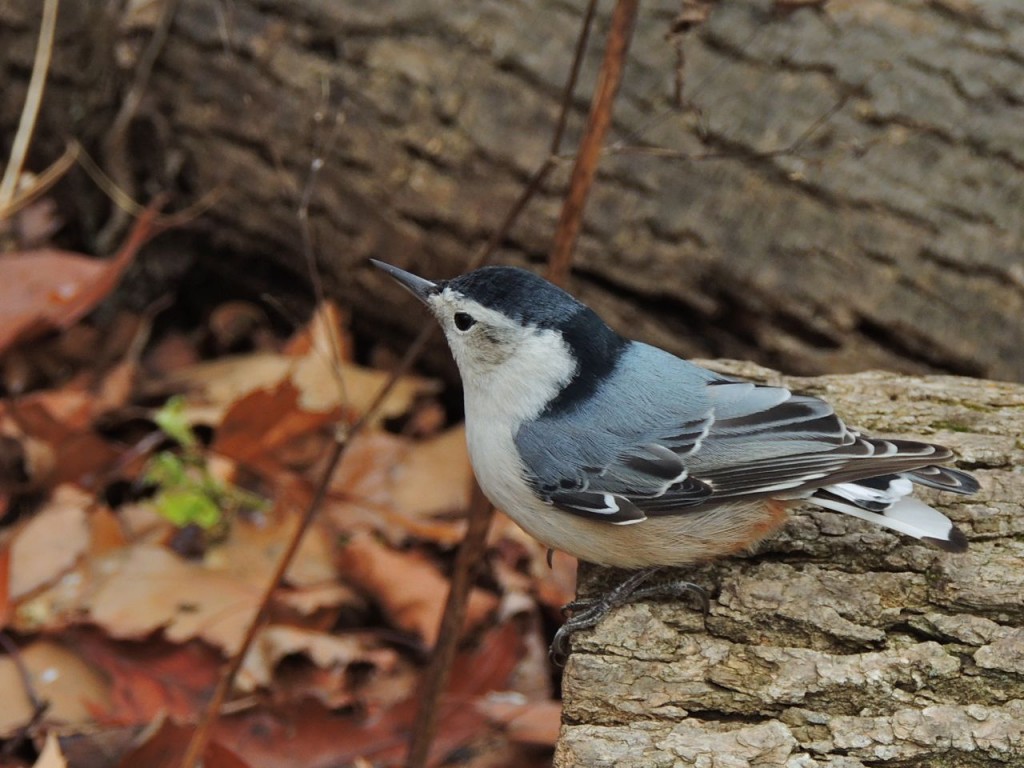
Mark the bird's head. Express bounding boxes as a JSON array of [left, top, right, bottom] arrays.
[[371, 261, 626, 414]]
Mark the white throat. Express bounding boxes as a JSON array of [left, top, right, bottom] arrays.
[[460, 327, 576, 430], [423, 286, 579, 521], [458, 328, 576, 523]]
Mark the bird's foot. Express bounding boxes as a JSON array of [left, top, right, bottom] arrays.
[[550, 568, 708, 666]]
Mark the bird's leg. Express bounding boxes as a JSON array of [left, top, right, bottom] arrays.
[[550, 567, 708, 666]]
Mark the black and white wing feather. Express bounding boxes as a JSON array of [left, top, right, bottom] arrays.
[[530, 418, 715, 524], [514, 354, 976, 550]]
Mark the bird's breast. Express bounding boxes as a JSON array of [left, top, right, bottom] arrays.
[[464, 405, 538, 522], [460, 359, 569, 518]]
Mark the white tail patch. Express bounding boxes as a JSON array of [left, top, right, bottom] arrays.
[[827, 478, 913, 509], [810, 492, 965, 551]]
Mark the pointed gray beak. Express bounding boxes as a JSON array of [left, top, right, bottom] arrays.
[[370, 259, 440, 304]]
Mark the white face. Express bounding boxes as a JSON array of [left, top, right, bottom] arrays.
[[426, 287, 577, 418]]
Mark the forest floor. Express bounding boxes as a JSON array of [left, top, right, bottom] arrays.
[[0, 195, 565, 768]]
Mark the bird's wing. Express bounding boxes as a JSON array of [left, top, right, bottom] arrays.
[[515, 379, 964, 525], [521, 423, 716, 524]]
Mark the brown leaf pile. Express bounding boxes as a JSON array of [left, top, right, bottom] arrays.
[[0, 200, 568, 768]]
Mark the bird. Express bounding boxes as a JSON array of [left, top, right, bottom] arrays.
[[371, 259, 978, 661]]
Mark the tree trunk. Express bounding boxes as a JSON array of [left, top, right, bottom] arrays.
[[2, 1, 1023, 381], [556, 361, 1024, 768]]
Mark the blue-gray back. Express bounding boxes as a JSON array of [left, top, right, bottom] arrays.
[[512, 342, 949, 522]]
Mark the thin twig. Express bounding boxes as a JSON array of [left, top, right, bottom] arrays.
[[179, 91, 343, 768], [0, 141, 77, 222], [178, 430, 347, 768], [547, 0, 639, 289], [550, 0, 600, 156], [0, 0, 60, 209], [184, 2, 605, 763], [298, 85, 349, 405], [404, 4, 603, 767], [74, 139, 224, 227], [403, 484, 494, 768], [96, 0, 181, 252], [615, 24, 766, 152]]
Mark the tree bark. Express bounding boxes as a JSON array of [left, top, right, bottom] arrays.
[[2, 0, 1023, 381], [556, 362, 1024, 768]]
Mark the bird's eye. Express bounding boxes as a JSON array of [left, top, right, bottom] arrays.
[[453, 312, 476, 332]]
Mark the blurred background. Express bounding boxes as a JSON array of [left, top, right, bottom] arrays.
[[1, 1, 1022, 767], [3, 0, 1022, 385]]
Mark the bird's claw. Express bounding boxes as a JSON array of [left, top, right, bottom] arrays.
[[560, 597, 594, 617], [548, 569, 708, 671], [550, 568, 710, 667], [550, 600, 608, 666]]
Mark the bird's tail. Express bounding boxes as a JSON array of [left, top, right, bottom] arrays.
[[808, 467, 976, 552]]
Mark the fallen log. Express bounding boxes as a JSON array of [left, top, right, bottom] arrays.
[[556, 362, 1024, 767], [2, 1, 1023, 381]]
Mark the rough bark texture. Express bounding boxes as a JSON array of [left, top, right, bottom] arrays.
[[2, 1, 1024, 381], [556, 361, 1024, 768]]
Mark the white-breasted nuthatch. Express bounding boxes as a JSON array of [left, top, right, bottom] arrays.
[[372, 260, 978, 660]]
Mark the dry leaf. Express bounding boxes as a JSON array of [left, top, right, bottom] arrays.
[[282, 301, 353, 362], [115, 717, 251, 768], [216, 698, 400, 768], [323, 433, 422, 541], [56, 725, 147, 768], [0, 203, 160, 356], [274, 583, 363, 617], [9, 384, 96, 430], [533, 551, 578, 615], [73, 631, 221, 726], [93, 359, 139, 415], [4, 389, 122, 487], [238, 625, 398, 693], [477, 697, 563, 747], [389, 426, 472, 519], [288, 349, 440, 423], [11, 562, 91, 634], [32, 732, 68, 768], [0, 640, 112, 737], [88, 506, 128, 557], [165, 350, 437, 426], [0, 430, 55, 493], [216, 625, 521, 768], [9, 486, 91, 599], [329, 431, 406, 507], [163, 353, 292, 413], [86, 545, 263, 654], [205, 515, 339, 590], [281, 522, 341, 588], [489, 513, 577, 611], [335, 531, 497, 646], [211, 378, 339, 472], [324, 429, 470, 545]]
